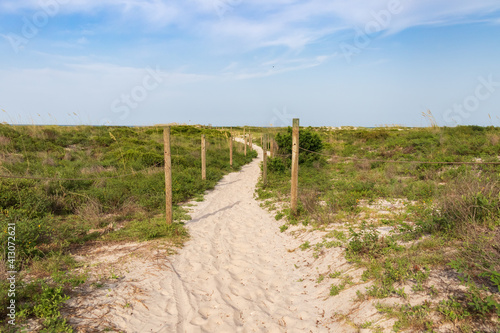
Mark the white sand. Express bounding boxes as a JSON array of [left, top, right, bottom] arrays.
[[65, 142, 347, 332]]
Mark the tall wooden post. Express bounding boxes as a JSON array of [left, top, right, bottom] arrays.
[[229, 136, 233, 167], [270, 137, 274, 157], [291, 118, 299, 214], [244, 135, 247, 156], [201, 134, 206, 180], [263, 134, 267, 186], [249, 133, 252, 151], [163, 127, 172, 225]]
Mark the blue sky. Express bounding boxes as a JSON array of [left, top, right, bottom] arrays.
[[1, 0, 500, 127]]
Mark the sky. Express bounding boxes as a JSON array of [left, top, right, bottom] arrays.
[[0, 0, 500, 127]]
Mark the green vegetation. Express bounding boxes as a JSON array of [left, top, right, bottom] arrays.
[[0, 124, 256, 331], [257, 125, 500, 331]]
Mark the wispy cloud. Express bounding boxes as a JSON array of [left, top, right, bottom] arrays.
[[2, 0, 500, 49], [227, 54, 330, 80], [194, 0, 500, 56]]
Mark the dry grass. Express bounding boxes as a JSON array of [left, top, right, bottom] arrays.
[[116, 198, 145, 217], [487, 133, 500, 145], [459, 225, 500, 290], [439, 173, 500, 227], [0, 153, 23, 165], [353, 159, 371, 171], [0, 136, 11, 146], [80, 165, 116, 175], [75, 200, 103, 228]]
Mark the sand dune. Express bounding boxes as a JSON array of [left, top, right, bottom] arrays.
[[65, 141, 346, 332]]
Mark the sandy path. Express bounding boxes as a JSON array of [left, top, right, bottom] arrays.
[[66, 142, 332, 333], [163, 143, 326, 332]]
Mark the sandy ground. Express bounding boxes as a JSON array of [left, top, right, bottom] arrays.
[[60, 141, 493, 333], [64, 142, 352, 332]]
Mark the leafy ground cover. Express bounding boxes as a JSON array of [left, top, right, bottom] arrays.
[[257, 125, 500, 332], [0, 124, 256, 331]]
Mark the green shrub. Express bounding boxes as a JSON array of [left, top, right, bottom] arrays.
[[275, 126, 323, 165], [267, 157, 287, 172]]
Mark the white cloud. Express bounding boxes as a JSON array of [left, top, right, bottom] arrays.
[[3, 0, 499, 44], [189, 0, 500, 57]]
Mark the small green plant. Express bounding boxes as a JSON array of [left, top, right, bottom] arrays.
[[438, 297, 470, 321], [428, 285, 439, 297], [329, 275, 353, 296], [32, 283, 73, 332], [279, 224, 288, 232], [355, 290, 367, 302], [395, 287, 408, 299], [330, 283, 344, 296], [378, 301, 433, 332], [324, 240, 342, 248], [275, 211, 285, 220], [329, 271, 342, 279], [360, 321, 372, 328], [299, 241, 311, 251]]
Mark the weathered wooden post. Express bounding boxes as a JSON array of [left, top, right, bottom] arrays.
[[163, 127, 172, 224], [229, 136, 233, 167], [291, 118, 299, 214], [263, 134, 267, 186], [201, 134, 206, 180], [270, 136, 274, 157], [244, 134, 247, 156], [249, 133, 252, 151]]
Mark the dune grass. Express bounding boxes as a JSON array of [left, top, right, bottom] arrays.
[[0, 124, 257, 331], [258, 125, 500, 331]]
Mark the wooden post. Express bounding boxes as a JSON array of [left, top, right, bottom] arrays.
[[249, 133, 252, 151], [201, 134, 206, 180], [163, 127, 172, 225], [270, 137, 274, 157], [291, 118, 299, 214], [229, 136, 233, 167], [244, 135, 247, 156], [263, 134, 267, 186]]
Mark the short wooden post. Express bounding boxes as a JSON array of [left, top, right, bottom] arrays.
[[201, 134, 206, 180], [291, 118, 299, 214], [163, 127, 172, 224], [229, 136, 233, 167], [263, 134, 267, 186]]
